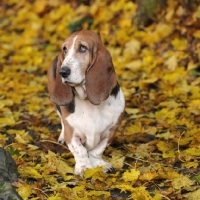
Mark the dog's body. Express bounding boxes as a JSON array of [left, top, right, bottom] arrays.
[[47, 30, 125, 175]]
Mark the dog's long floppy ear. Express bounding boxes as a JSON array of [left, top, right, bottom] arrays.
[[48, 54, 73, 106], [86, 44, 117, 105]]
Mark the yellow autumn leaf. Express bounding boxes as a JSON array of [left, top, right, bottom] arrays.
[[171, 38, 187, 50], [0, 117, 15, 127], [183, 189, 200, 200], [188, 99, 200, 108], [111, 184, 134, 192], [33, 0, 47, 14], [156, 131, 175, 140], [87, 190, 110, 197], [73, 185, 85, 192], [123, 39, 141, 58], [7, 129, 26, 135], [162, 150, 176, 158], [182, 161, 199, 169], [193, 29, 200, 38], [178, 137, 193, 146], [0, 99, 13, 109], [27, 144, 39, 151], [125, 108, 139, 115], [18, 166, 42, 179], [157, 140, 174, 152], [110, 155, 125, 169], [125, 59, 142, 71], [1, 0, 200, 199], [139, 172, 158, 181], [171, 175, 195, 191], [131, 186, 153, 200], [163, 67, 187, 85], [125, 124, 142, 135], [17, 184, 33, 199], [110, 149, 125, 169], [122, 169, 140, 182], [187, 61, 198, 71], [165, 55, 177, 71], [155, 23, 173, 41], [0, 134, 8, 142], [83, 167, 103, 179], [55, 159, 74, 175], [140, 77, 158, 84], [15, 133, 33, 144], [184, 148, 200, 156]]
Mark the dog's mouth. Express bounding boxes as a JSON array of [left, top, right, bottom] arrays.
[[63, 79, 85, 87]]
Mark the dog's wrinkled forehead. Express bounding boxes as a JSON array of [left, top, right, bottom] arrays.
[[63, 30, 102, 49]]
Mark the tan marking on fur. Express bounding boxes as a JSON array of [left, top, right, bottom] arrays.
[[60, 106, 74, 144], [107, 110, 125, 144]]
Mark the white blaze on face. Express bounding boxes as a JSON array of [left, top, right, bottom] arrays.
[[61, 35, 86, 85]]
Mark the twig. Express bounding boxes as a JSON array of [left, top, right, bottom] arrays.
[[34, 188, 49, 199], [40, 139, 69, 150], [160, 194, 171, 200]]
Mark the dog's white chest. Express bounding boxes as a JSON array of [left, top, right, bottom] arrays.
[[65, 89, 124, 150]]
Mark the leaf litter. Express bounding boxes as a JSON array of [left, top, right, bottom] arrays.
[[0, 0, 200, 199]]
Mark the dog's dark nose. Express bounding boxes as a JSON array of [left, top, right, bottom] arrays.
[[59, 67, 71, 78]]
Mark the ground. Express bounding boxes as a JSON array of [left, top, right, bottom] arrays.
[[0, 0, 200, 199]]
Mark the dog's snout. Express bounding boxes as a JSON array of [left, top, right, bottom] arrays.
[[59, 67, 71, 78]]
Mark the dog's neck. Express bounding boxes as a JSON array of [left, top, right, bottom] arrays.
[[73, 84, 87, 100]]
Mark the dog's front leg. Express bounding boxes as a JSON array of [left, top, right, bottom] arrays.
[[88, 137, 113, 172], [58, 119, 65, 144], [68, 135, 92, 176]]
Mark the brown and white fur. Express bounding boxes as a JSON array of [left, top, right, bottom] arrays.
[[47, 30, 125, 176]]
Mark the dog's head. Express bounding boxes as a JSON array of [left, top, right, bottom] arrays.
[[48, 30, 117, 105]]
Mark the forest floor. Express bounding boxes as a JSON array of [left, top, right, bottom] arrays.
[[0, 0, 200, 199]]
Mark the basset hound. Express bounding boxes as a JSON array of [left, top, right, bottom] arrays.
[[47, 30, 125, 176]]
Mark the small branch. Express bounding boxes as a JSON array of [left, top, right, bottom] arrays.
[[40, 140, 69, 150]]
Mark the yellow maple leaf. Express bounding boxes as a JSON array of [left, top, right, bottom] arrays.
[[184, 147, 200, 156], [139, 171, 158, 181], [17, 184, 33, 199], [122, 169, 140, 182], [171, 175, 195, 191], [131, 186, 153, 200], [0, 117, 15, 127], [162, 150, 176, 158], [182, 161, 199, 169], [109, 149, 125, 169], [183, 188, 200, 200], [0, 99, 13, 109], [83, 167, 103, 179], [18, 167, 42, 179], [171, 38, 187, 50], [55, 159, 74, 176], [157, 140, 174, 152]]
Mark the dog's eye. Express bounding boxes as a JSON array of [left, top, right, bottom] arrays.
[[79, 45, 87, 53], [63, 46, 67, 53]]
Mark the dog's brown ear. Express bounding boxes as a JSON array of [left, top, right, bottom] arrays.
[[86, 45, 117, 105], [48, 54, 73, 106]]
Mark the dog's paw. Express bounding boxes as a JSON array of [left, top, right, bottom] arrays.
[[74, 163, 93, 176], [58, 132, 66, 144], [89, 156, 114, 173], [102, 162, 114, 173]]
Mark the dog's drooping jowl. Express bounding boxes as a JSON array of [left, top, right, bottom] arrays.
[[47, 30, 125, 176]]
